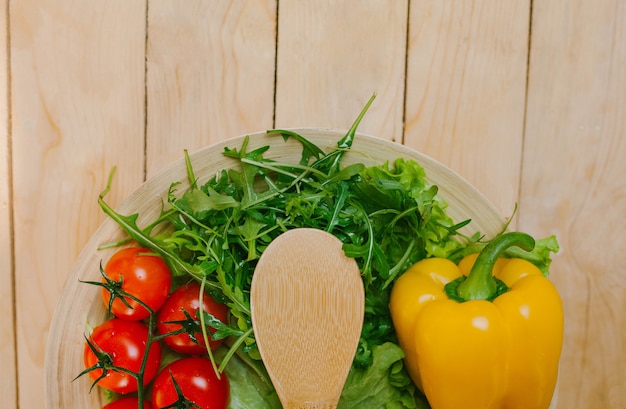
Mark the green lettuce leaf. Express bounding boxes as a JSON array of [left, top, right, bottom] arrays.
[[220, 350, 281, 409], [338, 342, 430, 409]]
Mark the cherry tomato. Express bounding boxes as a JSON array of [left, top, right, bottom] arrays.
[[102, 247, 172, 320], [151, 357, 229, 409], [102, 396, 154, 409], [157, 282, 229, 354], [83, 318, 162, 394]]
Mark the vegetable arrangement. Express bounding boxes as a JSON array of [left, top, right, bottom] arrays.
[[77, 96, 561, 409], [79, 247, 230, 408]]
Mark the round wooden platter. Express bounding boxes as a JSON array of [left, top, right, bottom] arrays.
[[44, 129, 553, 408]]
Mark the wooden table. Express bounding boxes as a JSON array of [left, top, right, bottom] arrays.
[[1, 1, 624, 408]]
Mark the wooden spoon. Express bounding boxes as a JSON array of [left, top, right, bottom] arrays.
[[250, 228, 365, 409]]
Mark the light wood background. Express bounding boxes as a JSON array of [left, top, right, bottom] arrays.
[[1, 1, 624, 408]]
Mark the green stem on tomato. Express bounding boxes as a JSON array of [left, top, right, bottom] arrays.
[[199, 276, 221, 380], [110, 288, 154, 408]]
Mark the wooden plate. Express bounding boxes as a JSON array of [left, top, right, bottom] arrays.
[[44, 129, 555, 408]]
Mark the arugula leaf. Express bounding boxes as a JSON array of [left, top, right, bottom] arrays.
[[267, 129, 326, 165], [177, 187, 239, 216]]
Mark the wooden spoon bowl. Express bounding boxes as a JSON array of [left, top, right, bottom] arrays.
[[250, 228, 365, 409]]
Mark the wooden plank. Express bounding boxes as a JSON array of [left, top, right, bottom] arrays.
[[403, 1, 530, 219], [146, 0, 277, 178], [274, 0, 408, 139], [9, 1, 147, 407], [0, 0, 16, 407], [522, 0, 626, 407]]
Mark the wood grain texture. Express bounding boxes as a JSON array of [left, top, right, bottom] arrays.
[[0, 1, 621, 408], [275, 0, 408, 139], [403, 0, 530, 219], [251, 228, 364, 409], [0, 0, 16, 407], [145, 0, 277, 177], [522, 1, 626, 407], [10, 1, 146, 407]]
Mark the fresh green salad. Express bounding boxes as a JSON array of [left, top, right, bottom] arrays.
[[94, 97, 558, 408]]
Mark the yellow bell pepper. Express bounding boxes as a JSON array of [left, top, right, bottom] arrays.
[[389, 232, 563, 409]]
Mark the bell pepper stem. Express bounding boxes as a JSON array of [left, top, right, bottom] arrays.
[[456, 232, 535, 301]]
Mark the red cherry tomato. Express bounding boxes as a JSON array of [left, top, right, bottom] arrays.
[[102, 247, 172, 320], [151, 357, 229, 409], [157, 282, 229, 354], [102, 396, 154, 409], [83, 318, 162, 394]]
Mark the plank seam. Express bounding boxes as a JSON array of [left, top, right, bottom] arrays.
[[272, 0, 280, 129], [518, 0, 534, 230], [5, 0, 18, 407], [143, 0, 149, 182], [401, 0, 411, 145]]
